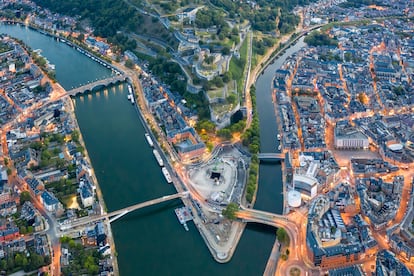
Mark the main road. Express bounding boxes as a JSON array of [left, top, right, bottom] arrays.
[[236, 208, 319, 275]]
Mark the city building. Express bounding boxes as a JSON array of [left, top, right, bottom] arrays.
[[79, 177, 94, 208], [40, 191, 62, 213], [293, 174, 318, 199], [375, 250, 412, 275], [334, 121, 369, 150], [168, 128, 206, 161], [306, 196, 375, 268]]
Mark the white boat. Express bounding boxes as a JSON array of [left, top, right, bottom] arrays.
[[277, 134, 281, 140], [153, 149, 164, 167], [131, 96, 135, 104], [162, 167, 172, 183], [145, 133, 154, 147], [278, 145, 282, 151], [128, 84, 133, 94], [127, 94, 132, 100]]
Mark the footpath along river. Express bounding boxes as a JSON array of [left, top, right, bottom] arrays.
[[1, 23, 304, 275]]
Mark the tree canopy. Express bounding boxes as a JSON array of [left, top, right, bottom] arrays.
[[277, 227, 290, 245], [34, 0, 142, 37], [222, 202, 239, 220], [304, 31, 338, 47], [20, 191, 31, 205]]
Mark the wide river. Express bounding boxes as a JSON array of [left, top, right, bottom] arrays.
[[1, 23, 304, 275]]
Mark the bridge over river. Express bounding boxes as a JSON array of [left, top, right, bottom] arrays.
[[66, 75, 128, 96], [60, 191, 189, 231], [257, 152, 285, 161]]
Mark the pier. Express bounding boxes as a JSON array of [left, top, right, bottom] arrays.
[[175, 206, 193, 231]]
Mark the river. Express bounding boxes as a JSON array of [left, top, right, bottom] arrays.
[[1, 23, 305, 275], [254, 37, 307, 214]]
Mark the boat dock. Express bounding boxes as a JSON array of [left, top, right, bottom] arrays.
[[174, 207, 193, 231]]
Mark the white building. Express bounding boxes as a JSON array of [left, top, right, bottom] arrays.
[[79, 179, 94, 208], [334, 123, 369, 150], [293, 174, 318, 199], [40, 191, 62, 212]]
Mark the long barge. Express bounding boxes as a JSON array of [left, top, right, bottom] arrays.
[[162, 167, 172, 184], [145, 133, 154, 147], [153, 149, 164, 167]]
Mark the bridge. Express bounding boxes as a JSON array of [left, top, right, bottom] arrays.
[[66, 75, 128, 96], [258, 153, 285, 161], [237, 208, 316, 273], [237, 207, 289, 224], [61, 192, 188, 231]]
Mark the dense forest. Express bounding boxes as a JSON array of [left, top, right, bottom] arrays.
[[34, 0, 141, 37], [34, 0, 178, 50], [210, 0, 313, 33]]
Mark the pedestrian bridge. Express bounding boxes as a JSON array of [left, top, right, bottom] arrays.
[[257, 153, 284, 162], [61, 191, 189, 231], [66, 75, 128, 96]]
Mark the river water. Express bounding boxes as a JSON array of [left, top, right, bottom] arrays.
[[1, 23, 304, 275]]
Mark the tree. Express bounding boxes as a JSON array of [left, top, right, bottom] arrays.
[[196, 120, 216, 133], [20, 191, 31, 205], [71, 130, 80, 143], [60, 236, 72, 243], [20, 226, 27, 234], [217, 128, 232, 139], [222, 202, 239, 220], [222, 71, 232, 83], [76, 145, 85, 154], [205, 56, 214, 65], [221, 46, 231, 56], [29, 253, 44, 270], [277, 227, 290, 245], [55, 158, 66, 169], [227, 94, 237, 104], [304, 31, 338, 47], [213, 76, 224, 88], [125, 59, 135, 69], [7, 256, 14, 270], [77, 33, 84, 42], [15, 254, 23, 267]]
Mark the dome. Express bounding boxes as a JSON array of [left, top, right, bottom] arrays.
[[288, 190, 302, 208]]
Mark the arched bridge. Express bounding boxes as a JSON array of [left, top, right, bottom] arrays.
[[258, 153, 285, 161], [61, 191, 189, 231], [66, 75, 128, 96]]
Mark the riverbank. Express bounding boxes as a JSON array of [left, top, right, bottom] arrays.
[[64, 95, 119, 276]]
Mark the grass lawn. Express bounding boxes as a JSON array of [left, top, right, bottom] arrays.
[[228, 36, 248, 94]]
